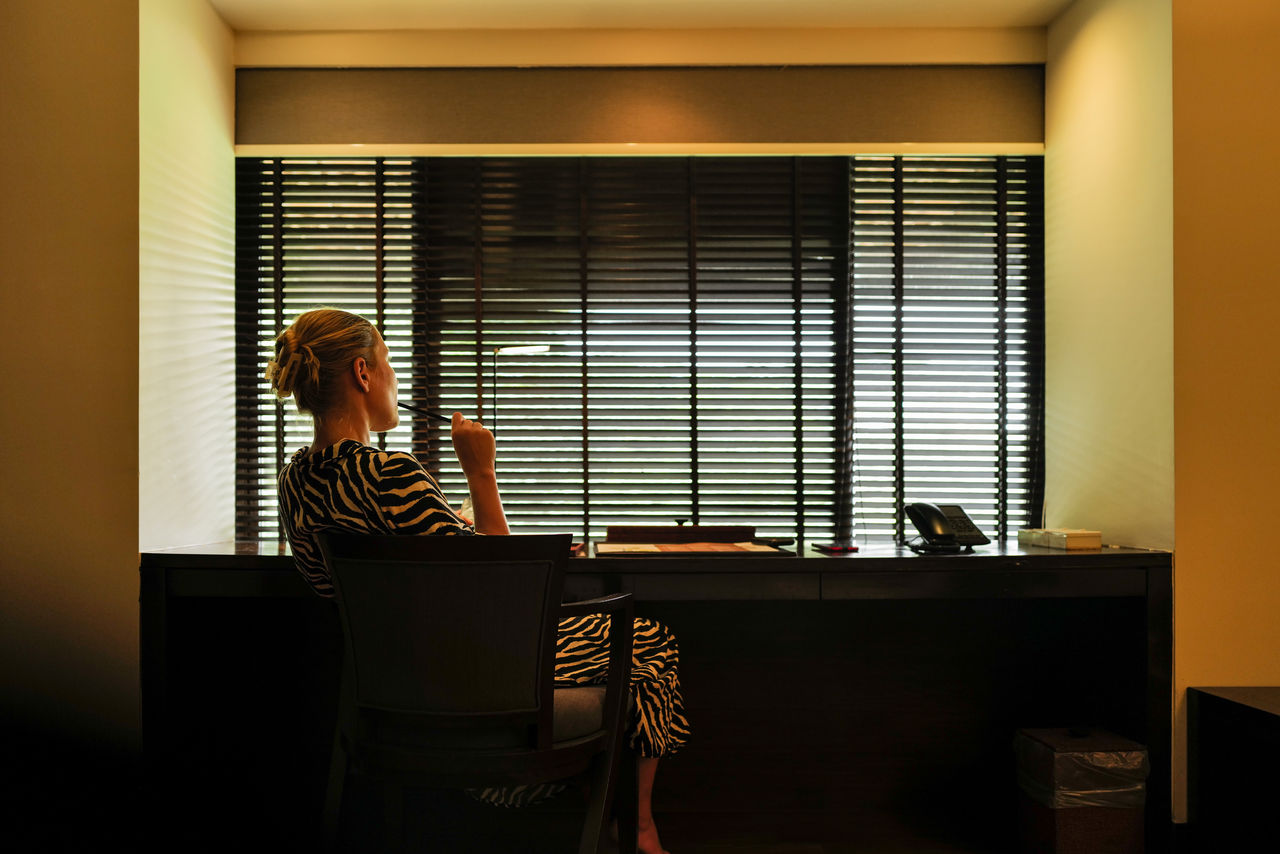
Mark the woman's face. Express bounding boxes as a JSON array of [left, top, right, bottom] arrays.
[[368, 328, 399, 433]]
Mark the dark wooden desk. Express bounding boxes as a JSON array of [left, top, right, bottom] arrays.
[[140, 542, 1172, 853]]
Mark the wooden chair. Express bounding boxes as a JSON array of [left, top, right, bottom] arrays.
[[316, 532, 636, 853]]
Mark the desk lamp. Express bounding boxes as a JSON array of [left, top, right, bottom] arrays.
[[491, 344, 550, 434]]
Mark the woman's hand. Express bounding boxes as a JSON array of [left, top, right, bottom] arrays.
[[451, 412, 509, 535], [450, 411, 496, 478]]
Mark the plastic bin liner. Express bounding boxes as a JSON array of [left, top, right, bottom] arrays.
[[1015, 728, 1149, 809]]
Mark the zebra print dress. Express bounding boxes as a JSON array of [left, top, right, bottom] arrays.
[[278, 440, 691, 806]]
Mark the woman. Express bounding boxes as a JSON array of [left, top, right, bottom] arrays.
[[266, 308, 686, 854]]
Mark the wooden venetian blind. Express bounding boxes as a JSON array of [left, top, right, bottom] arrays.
[[849, 156, 1045, 541], [235, 155, 1042, 545]]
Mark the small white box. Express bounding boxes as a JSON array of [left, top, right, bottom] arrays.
[[1044, 528, 1102, 550], [1018, 528, 1049, 547], [1019, 528, 1103, 549]]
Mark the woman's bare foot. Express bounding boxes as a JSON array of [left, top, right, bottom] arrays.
[[636, 819, 669, 854], [609, 819, 669, 854]]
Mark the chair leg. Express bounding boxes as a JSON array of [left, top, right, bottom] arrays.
[[579, 750, 612, 854], [615, 749, 638, 854], [579, 742, 638, 854], [322, 737, 347, 852]]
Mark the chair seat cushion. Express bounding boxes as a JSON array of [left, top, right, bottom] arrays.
[[353, 686, 607, 751], [553, 686, 605, 742]]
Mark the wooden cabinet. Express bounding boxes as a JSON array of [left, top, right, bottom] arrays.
[[1188, 687, 1280, 852]]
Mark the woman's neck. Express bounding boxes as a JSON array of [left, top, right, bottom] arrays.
[[310, 409, 370, 453]]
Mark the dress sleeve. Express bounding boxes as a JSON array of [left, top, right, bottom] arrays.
[[372, 451, 476, 537]]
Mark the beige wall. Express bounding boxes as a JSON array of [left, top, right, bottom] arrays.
[[0, 0, 140, 744], [1045, 0, 1174, 550], [0, 0, 234, 752], [235, 26, 1046, 67], [1049, 0, 1280, 824], [1172, 0, 1280, 822], [139, 0, 236, 550], [1046, 0, 1177, 815]]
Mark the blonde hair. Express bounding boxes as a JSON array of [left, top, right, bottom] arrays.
[[265, 308, 377, 415]]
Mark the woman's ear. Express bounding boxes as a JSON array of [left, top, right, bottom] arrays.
[[351, 355, 372, 392]]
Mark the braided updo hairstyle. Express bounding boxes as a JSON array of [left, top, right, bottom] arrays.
[[265, 308, 377, 415]]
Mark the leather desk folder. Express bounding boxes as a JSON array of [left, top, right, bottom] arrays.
[[605, 525, 756, 543], [597, 525, 792, 556]]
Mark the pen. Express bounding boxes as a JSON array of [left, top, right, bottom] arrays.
[[396, 402, 452, 424]]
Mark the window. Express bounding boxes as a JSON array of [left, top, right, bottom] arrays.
[[849, 157, 1044, 541], [235, 155, 1043, 544]]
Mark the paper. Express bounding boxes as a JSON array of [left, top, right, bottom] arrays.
[[594, 541, 782, 555], [594, 543, 662, 554]]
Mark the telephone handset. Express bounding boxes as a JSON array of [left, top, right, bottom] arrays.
[[904, 502, 990, 554]]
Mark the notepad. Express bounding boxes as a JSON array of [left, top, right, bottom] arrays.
[[594, 541, 786, 556]]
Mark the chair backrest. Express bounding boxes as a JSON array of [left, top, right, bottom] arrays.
[[316, 533, 570, 737]]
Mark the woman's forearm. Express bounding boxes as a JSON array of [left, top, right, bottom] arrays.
[[448, 412, 509, 535], [466, 469, 510, 535]]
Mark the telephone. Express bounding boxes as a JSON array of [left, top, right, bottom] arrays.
[[904, 502, 990, 554]]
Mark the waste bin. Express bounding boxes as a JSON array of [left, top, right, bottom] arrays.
[[1014, 727, 1149, 854]]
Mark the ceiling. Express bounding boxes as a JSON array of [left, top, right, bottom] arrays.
[[208, 0, 1076, 32]]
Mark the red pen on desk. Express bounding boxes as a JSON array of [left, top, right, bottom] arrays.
[[813, 543, 859, 554]]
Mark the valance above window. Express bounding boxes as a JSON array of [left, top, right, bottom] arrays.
[[235, 66, 1045, 150]]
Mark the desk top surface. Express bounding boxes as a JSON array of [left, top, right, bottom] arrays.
[[141, 541, 1171, 602], [142, 539, 1170, 572]]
